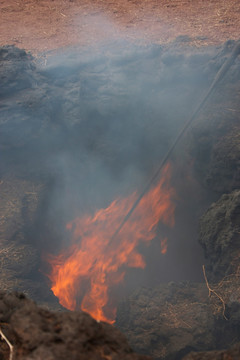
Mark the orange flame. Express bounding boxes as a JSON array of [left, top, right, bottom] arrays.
[[46, 163, 175, 323], [160, 237, 168, 254]]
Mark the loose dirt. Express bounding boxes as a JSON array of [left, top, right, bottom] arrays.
[[1, 0, 240, 55]]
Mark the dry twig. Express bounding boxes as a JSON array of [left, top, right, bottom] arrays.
[[202, 265, 227, 320], [0, 328, 14, 360]]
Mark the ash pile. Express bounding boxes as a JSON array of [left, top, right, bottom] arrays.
[[0, 39, 240, 359]]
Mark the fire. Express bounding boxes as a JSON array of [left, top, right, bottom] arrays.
[[160, 237, 168, 255], [46, 163, 175, 323]]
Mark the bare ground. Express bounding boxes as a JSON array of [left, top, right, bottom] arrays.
[[0, 0, 240, 55]]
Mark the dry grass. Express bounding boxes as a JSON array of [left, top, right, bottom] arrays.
[[162, 301, 201, 329], [0, 0, 240, 55]]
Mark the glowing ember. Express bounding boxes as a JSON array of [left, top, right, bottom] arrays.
[[46, 163, 175, 323]]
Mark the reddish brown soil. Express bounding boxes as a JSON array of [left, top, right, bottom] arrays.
[[1, 0, 240, 55]]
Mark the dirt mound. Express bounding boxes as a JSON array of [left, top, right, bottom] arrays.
[[116, 283, 213, 359], [0, 292, 151, 360], [200, 190, 240, 281], [116, 281, 240, 359]]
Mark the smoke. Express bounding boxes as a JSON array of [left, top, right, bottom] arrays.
[[1, 28, 226, 307]]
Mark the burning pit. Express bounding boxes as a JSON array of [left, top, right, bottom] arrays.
[[0, 38, 240, 359]]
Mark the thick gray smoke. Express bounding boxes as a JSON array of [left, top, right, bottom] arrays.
[[1, 37, 231, 299]]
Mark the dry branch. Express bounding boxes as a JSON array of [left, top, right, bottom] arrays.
[[202, 265, 227, 320], [0, 328, 13, 360]]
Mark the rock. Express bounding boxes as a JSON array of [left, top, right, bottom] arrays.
[[0, 292, 151, 360]]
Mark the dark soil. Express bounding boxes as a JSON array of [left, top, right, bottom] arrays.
[[0, 291, 151, 360]]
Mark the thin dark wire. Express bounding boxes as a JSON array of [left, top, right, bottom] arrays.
[[109, 41, 240, 245]]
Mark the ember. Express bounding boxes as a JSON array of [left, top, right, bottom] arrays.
[[46, 163, 175, 323]]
